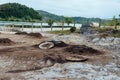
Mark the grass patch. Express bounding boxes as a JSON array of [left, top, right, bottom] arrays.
[[95, 28, 120, 38], [48, 29, 80, 35], [95, 28, 113, 33], [113, 31, 120, 38], [48, 30, 70, 34]]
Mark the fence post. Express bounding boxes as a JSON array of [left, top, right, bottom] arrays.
[[22, 24, 24, 31], [114, 19, 117, 29], [12, 24, 14, 32], [99, 19, 101, 28], [41, 21, 42, 31], [31, 22, 33, 32]]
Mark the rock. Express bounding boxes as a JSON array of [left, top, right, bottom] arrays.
[[105, 37, 114, 43], [105, 28, 118, 34], [66, 56, 88, 62], [113, 38, 120, 44], [92, 36, 120, 47], [39, 41, 54, 49], [39, 40, 68, 49], [80, 24, 93, 34], [92, 37, 100, 42]]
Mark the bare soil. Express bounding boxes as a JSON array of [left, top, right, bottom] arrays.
[[0, 33, 113, 79]]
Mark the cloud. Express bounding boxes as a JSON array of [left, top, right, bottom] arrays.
[[0, 0, 120, 18]]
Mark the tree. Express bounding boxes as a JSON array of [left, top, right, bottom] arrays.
[[8, 16, 16, 21], [24, 16, 32, 21], [114, 18, 118, 29], [65, 17, 73, 26], [106, 16, 119, 29], [0, 3, 41, 21], [113, 16, 119, 29], [47, 19, 54, 31]]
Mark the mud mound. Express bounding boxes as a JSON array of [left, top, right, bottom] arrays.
[[28, 33, 43, 38], [15, 32, 28, 35], [51, 40, 68, 47], [0, 38, 14, 45], [64, 45, 101, 55]]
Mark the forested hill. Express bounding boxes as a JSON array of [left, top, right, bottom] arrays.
[[0, 3, 108, 24], [37, 10, 64, 22], [0, 3, 41, 21], [37, 10, 109, 24]]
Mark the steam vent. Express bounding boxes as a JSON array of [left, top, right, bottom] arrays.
[[80, 24, 93, 34]]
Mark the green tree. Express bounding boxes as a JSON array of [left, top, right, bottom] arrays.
[[106, 16, 119, 29], [24, 16, 32, 21], [47, 19, 54, 31], [0, 3, 41, 21], [114, 18, 118, 29], [8, 16, 16, 21], [65, 17, 73, 26]]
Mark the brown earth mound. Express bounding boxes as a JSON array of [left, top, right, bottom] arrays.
[[28, 33, 43, 38], [64, 45, 102, 55], [15, 32, 28, 35], [0, 38, 14, 45], [51, 40, 68, 47]]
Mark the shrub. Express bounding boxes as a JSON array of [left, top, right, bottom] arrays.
[[70, 27, 76, 32]]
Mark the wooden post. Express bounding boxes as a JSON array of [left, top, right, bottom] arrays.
[[114, 19, 117, 29], [31, 22, 33, 32], [74, 21, 76, 27], [62, 21, 64, 31], [51, 25, 52, 31], [12, 24, 14, 32], [40, 21, 42, 31], [99, 19, 101, 28], [22, 24, 24, 31]]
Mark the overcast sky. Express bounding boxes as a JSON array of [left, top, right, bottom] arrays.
[[0, 0, 120, 19]]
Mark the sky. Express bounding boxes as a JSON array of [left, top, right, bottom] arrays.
[[0, 0, 120, 19]]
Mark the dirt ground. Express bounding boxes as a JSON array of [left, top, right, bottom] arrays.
[[0, 32, 116, 79]]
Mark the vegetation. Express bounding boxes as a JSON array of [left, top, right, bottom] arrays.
[[106, 16, 120, 27], [70, 27, 76, 32], [37, 10, 64, 22], [48, 29, 80, 34], [96, 28, 120, 38], [0, 3, 110, 24], [48, 30, 71, 34], [47, 19, 54, 31], [0, 3, 42, 21], [65, 17, 73, 26], [37, 10, 109, 24]]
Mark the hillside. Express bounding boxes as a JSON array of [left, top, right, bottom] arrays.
[[0, 3, 41, 21], [37, 10, 65, 22], [0, 3, 109, 24], [37, 10, 109, 24]]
